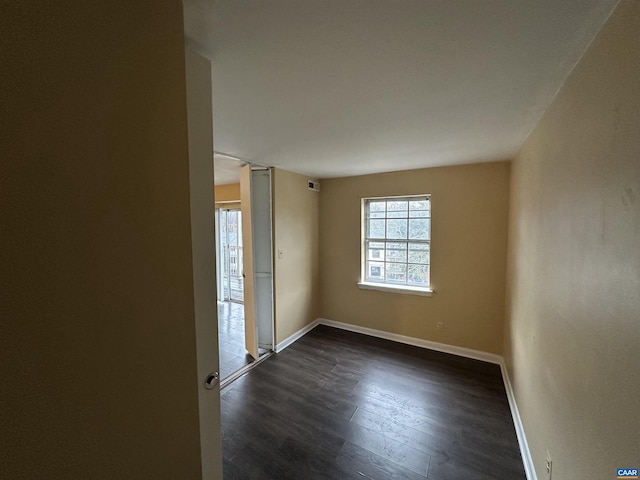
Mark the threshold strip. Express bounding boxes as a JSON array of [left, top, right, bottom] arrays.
[[220, 350, 274, 390]]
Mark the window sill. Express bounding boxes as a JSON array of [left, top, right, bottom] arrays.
[[357, 282, 433, 297]]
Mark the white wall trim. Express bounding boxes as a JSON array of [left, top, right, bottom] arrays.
[[317, 318, 502, 364], [274, 319, 320, 353], [499, 360, 538, 480], [357, 281, 433, 297]]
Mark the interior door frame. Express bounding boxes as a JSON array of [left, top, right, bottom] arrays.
[[185, 47, 223, 480]]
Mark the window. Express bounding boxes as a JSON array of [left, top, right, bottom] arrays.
[[360, 195, 432, 295]]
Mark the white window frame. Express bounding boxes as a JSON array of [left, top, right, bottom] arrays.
[[359, 194, 433, 297]]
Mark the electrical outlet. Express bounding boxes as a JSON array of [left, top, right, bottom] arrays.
[[545, 450, 552, 479], [436, 322, 444, 331]]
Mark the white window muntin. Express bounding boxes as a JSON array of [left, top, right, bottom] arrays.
[[363, 195, 431, 288]]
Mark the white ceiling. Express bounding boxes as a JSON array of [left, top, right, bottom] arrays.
[[213, 154, 245, 186], [184, 0, 618, 180]]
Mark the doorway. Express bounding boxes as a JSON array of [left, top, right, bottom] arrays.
[[216, 207, 252, 379], [217, 208, 244, 303], [214, 158, 275, 383]]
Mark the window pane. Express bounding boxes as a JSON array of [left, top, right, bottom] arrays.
[[369, 211, 385, 218], [366, 261, 384, 281], [387, 219, 407, 239], [369, 241, 385, 249], [369, 201, 386, 212], [386, 263, 407, 282], [387, 211, 407, 218], [408, 249, 429, 264], [409, 209, 429, 218], [408, 218, 430, 240], [387, 200, 408, 212], [368, 248, 384, 261], [407, 264, 429, 285], [408, 242, 430, 265], [409, 199, 429, 211], [386, 247, 407, 263], [368, 219, 386, 238], [386, 242, 406, 250]]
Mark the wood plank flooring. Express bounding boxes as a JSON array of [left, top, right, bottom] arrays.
[[221, 325, 526, 480]]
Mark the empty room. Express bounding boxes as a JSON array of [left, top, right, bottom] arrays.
[[3, 1, 638, 480]]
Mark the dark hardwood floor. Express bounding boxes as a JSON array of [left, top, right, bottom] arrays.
[[221, 325, 526, 480]]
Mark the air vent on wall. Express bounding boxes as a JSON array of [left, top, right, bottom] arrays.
[[308, 180, 320, 192]]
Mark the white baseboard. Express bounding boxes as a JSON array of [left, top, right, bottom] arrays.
[[273, 317, 536, 480], [499, 360, 538, 480], [274, 319, 320, 353], [316, 317, 503, 364]]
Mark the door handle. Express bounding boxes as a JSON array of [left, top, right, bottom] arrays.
[[204, 372, 219, 390]]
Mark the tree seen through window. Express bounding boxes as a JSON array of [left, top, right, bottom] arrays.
[[364, 196, 431, 288]]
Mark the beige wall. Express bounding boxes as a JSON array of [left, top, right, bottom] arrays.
[[504, 2, 640, 479], [1, 3, 203, 479], [320, 162, 510, 354], [272, 169, 321, 344], [214, 183, 241, 205]]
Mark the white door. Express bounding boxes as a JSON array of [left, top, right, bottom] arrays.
[[241, 166, 275, 359], [250, 169, 274, 351], [240, 166, 259, 359], [185, 47, 223, 480]]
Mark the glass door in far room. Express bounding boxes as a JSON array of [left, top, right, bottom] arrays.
[[217, 208, 244, 303]]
